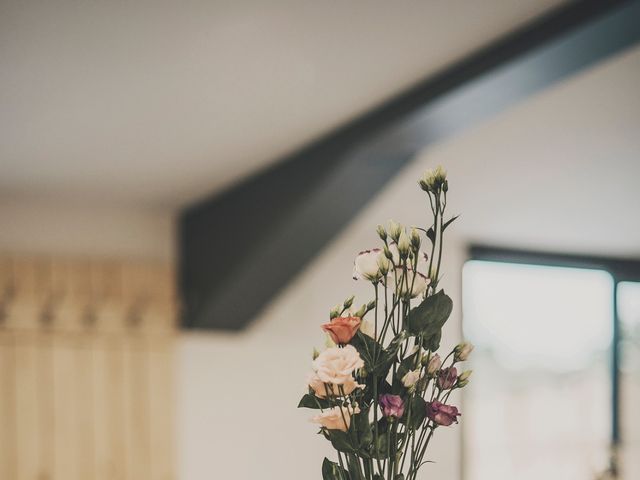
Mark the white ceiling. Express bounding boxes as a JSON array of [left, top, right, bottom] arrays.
[[0, 0, 564, 209]]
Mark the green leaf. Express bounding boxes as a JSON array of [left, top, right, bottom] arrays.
[[351, 409, 372, 451], [350, 332, 401, 377], [442, 215, 459, 231], [297, 394, 332, 409], [322, 457, 349, 480], [369, 431, 391, 459], [347, 455, 364, 480], [406, 290, 453, 337], [350, 331, 381, 372], [426, 227, 435, 244], [328, 430, 358, 455], [401, 396, 427, 430], [422, 329, 442, 351]]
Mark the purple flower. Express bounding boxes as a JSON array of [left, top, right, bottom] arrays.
[[425, 400, 460, 426], [437, 366, 457, 390], [379, 394, 405, 419]]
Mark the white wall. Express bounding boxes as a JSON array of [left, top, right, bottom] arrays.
[[176, 152, 468, 480], [0, 196, 175, 261]]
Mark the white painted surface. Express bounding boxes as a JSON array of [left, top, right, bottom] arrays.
[[0, 0, 564, 207], [0, 196, 174, 261]]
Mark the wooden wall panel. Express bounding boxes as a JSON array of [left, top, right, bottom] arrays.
[[148, 337, 175, 480], [14, 331, 41, 480], [0, 331, 17, 480], [0, 254, 176, 480]]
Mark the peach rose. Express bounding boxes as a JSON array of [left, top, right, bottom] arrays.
[[307, 372, 364, 399], [313, 345, 364, 385], [310, 404, 361, 432], [321, 316, 361, 344]]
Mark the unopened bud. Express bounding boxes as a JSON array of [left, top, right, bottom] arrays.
[[376, 224, 387, 241], [377, 256, 390, 275], [388, 220, 402, 242], [425, 353, 442, 376], [354, 304, 367, 318], [329, 305, 341, 319], [457, 370, 472, 387], [410, 228, 421, 251], [366, 300, 376, 312], [312, 348, 320, 360], [454, 342, 474, 361], [343, 295, 355, 309], [397, 230, 410, 257]]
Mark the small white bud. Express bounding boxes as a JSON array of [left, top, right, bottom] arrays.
[[377, 255, 390, 275], [388, 220, 402, 242], [454, 342, 474, 361], [397, 230, 411, 257], [402, 369, 422, 388]]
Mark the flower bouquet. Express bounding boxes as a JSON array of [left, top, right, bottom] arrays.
[[298, 167, 473, 480]]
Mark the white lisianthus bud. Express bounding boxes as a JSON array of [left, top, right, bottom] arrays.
[[376, 224, 387, 241], [384, 243, 400, 265], [377, 255, 390, 276], [429, 263, 439, 284], [457, 369, 472, 387], [388, 220, 402, 242], [329, 304, 341, 319], [395, 268, 430, 298], [354, 304, 367, 318], [421, 165, 447, 192], [410, 228, 421, 251], [454, 342, 474, 361], [402, 369, 422, 388], [397, 231, 411, 257], [359, 318, 375, 338], [366, 300, 376, 312], [425, 353, 442, 375], [343, 295, 355, 309], [353, 249, 383, 282]]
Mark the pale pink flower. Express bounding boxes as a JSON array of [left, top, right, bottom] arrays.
[[307, 372, 364, 399], [312, 345, 364, 385], [311, 404, 361, 432]]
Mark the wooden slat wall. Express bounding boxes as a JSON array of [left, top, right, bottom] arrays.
[[0, 255, 176, 480]]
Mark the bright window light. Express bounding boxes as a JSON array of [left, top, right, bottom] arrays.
[[618, 281, 640, 479], [463, 260, 613, 480]]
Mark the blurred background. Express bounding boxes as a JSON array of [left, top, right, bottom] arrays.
[[1, 1, 639, 479]]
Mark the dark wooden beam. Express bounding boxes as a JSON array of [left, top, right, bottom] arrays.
[[179, 0, 640, 330]]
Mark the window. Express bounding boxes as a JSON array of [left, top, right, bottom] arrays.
[[462, 249, 640, 480], [619, 281, 640, 478]]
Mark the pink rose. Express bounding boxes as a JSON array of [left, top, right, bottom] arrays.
[[425, 400, 460, 426], [321, 316, 361, 344]]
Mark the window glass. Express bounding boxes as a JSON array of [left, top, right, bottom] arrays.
[[618, 281, 640, 479], [463, 261, 613, 480]]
